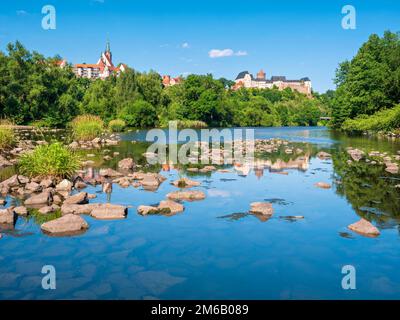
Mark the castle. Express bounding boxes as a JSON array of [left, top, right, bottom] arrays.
[[72, 41, 127, 79], [233, 70, 312, 96]]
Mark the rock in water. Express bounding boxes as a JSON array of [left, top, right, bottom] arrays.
[[249, 202, 274, 216], [137, 205, 161, 215], [90, 204, 127, 220], [167, 190, 206, 201], [0, 208, 16, 225], [118, 158, 135, 170], [348, 218, 380, 237], [315, 182, 331, 189], [41, 214, 89, 236], [64, 192, 88, 205], [14, 206, 28, 216], [102, 182, 113, 193], [316, 151, 332, 159], [25, 191, 53, 206], [158, 200, 184, 214], [56, 179, 73, 192], [171, 177, 201, 188]]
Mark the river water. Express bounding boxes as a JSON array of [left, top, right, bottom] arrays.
[[1, 126, 400, 299]]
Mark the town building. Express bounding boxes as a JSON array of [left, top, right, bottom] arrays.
[[162, 75, 182, 87], [233, 69, 312, 96], [73, 41, 127, 80]]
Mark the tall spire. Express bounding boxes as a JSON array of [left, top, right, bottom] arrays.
[[106, 36, 111, 53]]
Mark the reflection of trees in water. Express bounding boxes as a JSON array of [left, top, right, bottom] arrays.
[[332, 150, 400, 229]]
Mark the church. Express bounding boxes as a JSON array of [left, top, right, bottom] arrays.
[[233, 69, 312, 96], [73, 41, 127, 80]]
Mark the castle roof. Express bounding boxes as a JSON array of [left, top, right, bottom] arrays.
[[235, 71, 253, 80]]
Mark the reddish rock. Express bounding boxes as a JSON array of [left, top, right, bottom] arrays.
[[348, 218, 380, 237]]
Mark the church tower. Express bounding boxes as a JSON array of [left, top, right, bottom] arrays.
[[257, 69, 266, 80]]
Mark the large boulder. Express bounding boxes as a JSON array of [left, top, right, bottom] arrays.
[[41, 214, 89, 236], [167, 190, 206, 201], [139, 173, 166, 190], [64, 192, 88, 205], [172, 177, 201, 188], [14, 206, 28, 216], [61, 203, 93, 215], [0, 208, 16, 225], [118, 158, 135, 171], [25, 191, 53, 206], [249, 202, 274, 216], [25, 182, 41, 193], [348, 218, 380, 237], [90, 204, 127, 220], [158, 200, 184, 214], [137, 205, 161, 216], [385, 163, 399, 174], [56, 179, 73, 192], [347, 148, 364, 162], [1, 175, 20, 188], [99, 168, 123, 177], [38, 204, 60, 215]]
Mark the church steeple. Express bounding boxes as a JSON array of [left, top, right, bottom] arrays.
[[105, 37, 111, 53]]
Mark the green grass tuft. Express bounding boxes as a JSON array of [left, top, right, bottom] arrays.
[[70, 115, 104, 141], [108, 119, 126, 132], [18, 142, 81, 179]]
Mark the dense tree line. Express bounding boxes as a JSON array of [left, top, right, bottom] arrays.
[[332, 31, 400, 131], [0, 41, 328, 129]]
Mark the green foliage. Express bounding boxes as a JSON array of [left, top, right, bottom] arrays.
[[108, 119, 126, 132], [332, 31, 400, 129], [118, 100, 157, 128], [0, 121, 15, 149], [0, 41, 329, 129], [18, 142, 81, 178], [70, 115, 104, 141], [341, 104, 400, 132], [176, 120, 208, 128]]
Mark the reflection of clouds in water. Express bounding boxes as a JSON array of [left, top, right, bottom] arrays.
[[370, 276, 400, 295], [207, 189, 231, 198]]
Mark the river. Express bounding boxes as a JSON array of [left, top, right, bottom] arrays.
[[1, 126, 400, 299]]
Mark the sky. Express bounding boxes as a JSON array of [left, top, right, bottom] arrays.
[[0, 0, 400, 92]]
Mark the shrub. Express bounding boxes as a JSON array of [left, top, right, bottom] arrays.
[[18, 143, 81, 179], [118, 100, 157, 128], [109, 119, 126, 132], [341, 105, 400, 132], [176, 120, 208, 129], [0, 120, 16, 149], [70, 115, 104, 141]]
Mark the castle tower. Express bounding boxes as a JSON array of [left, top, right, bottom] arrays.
[[257, 69, 266, 80]]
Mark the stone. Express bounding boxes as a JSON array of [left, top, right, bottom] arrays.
[[172, 177, 201, 188], [25, 182, 41, 193], [347, 148, 364, 162], [103, 155, 112, 161], [41, 214, 89, 236], [0, 208, 16, 225], [99, 168, 123, 177], [68, 141, 79, 149], [385, 163, 399, 174], [137, 205, 161, 215], [158, 200, 184, 214], [140, 173, 166, 190], [249, 202, 274, 216], [61, 204, 93, 215], [348, 218, 380, 237], [1, 175, 20, 188], [167, 190, 206, 201], [0, 199, 6, 206], [74, 180, 87, 189], [187, 168, 199, 172], [0, 155, 12, 168], [40, 178, 54, 188], [317, 151, 332, 159], [315, 182, 331, 189], [14, 206, 28, 216], [64, 192, 88, 205], [53, 195, 63, 205], [25, 191, 52, 206], [56, 179, 73, 192], [118, 158, 135, 170], [90, 204, 127, 220], [87, 193, 97, 200], [18, 175, 30, 184], [38, 204, 59, 215]]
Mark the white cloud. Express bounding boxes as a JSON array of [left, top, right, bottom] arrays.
[[182, 42, 190, 48], [235, 50, 248, 56], [208, 49, 234, 58], [16, 10, 28, 16], [208, 49, 248, 58]]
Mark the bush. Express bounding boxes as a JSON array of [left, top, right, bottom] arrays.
[[341, 105, 400, 132], [108, 119, 126, 132], [118, 100, 157, 128], [176, 120, 208, 129], [70, 115, 104, 141], [0, 120, 16, 149], [18, 143, 81, 179]]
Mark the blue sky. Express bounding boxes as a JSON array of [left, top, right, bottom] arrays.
[[0, 0, 400, 92]]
